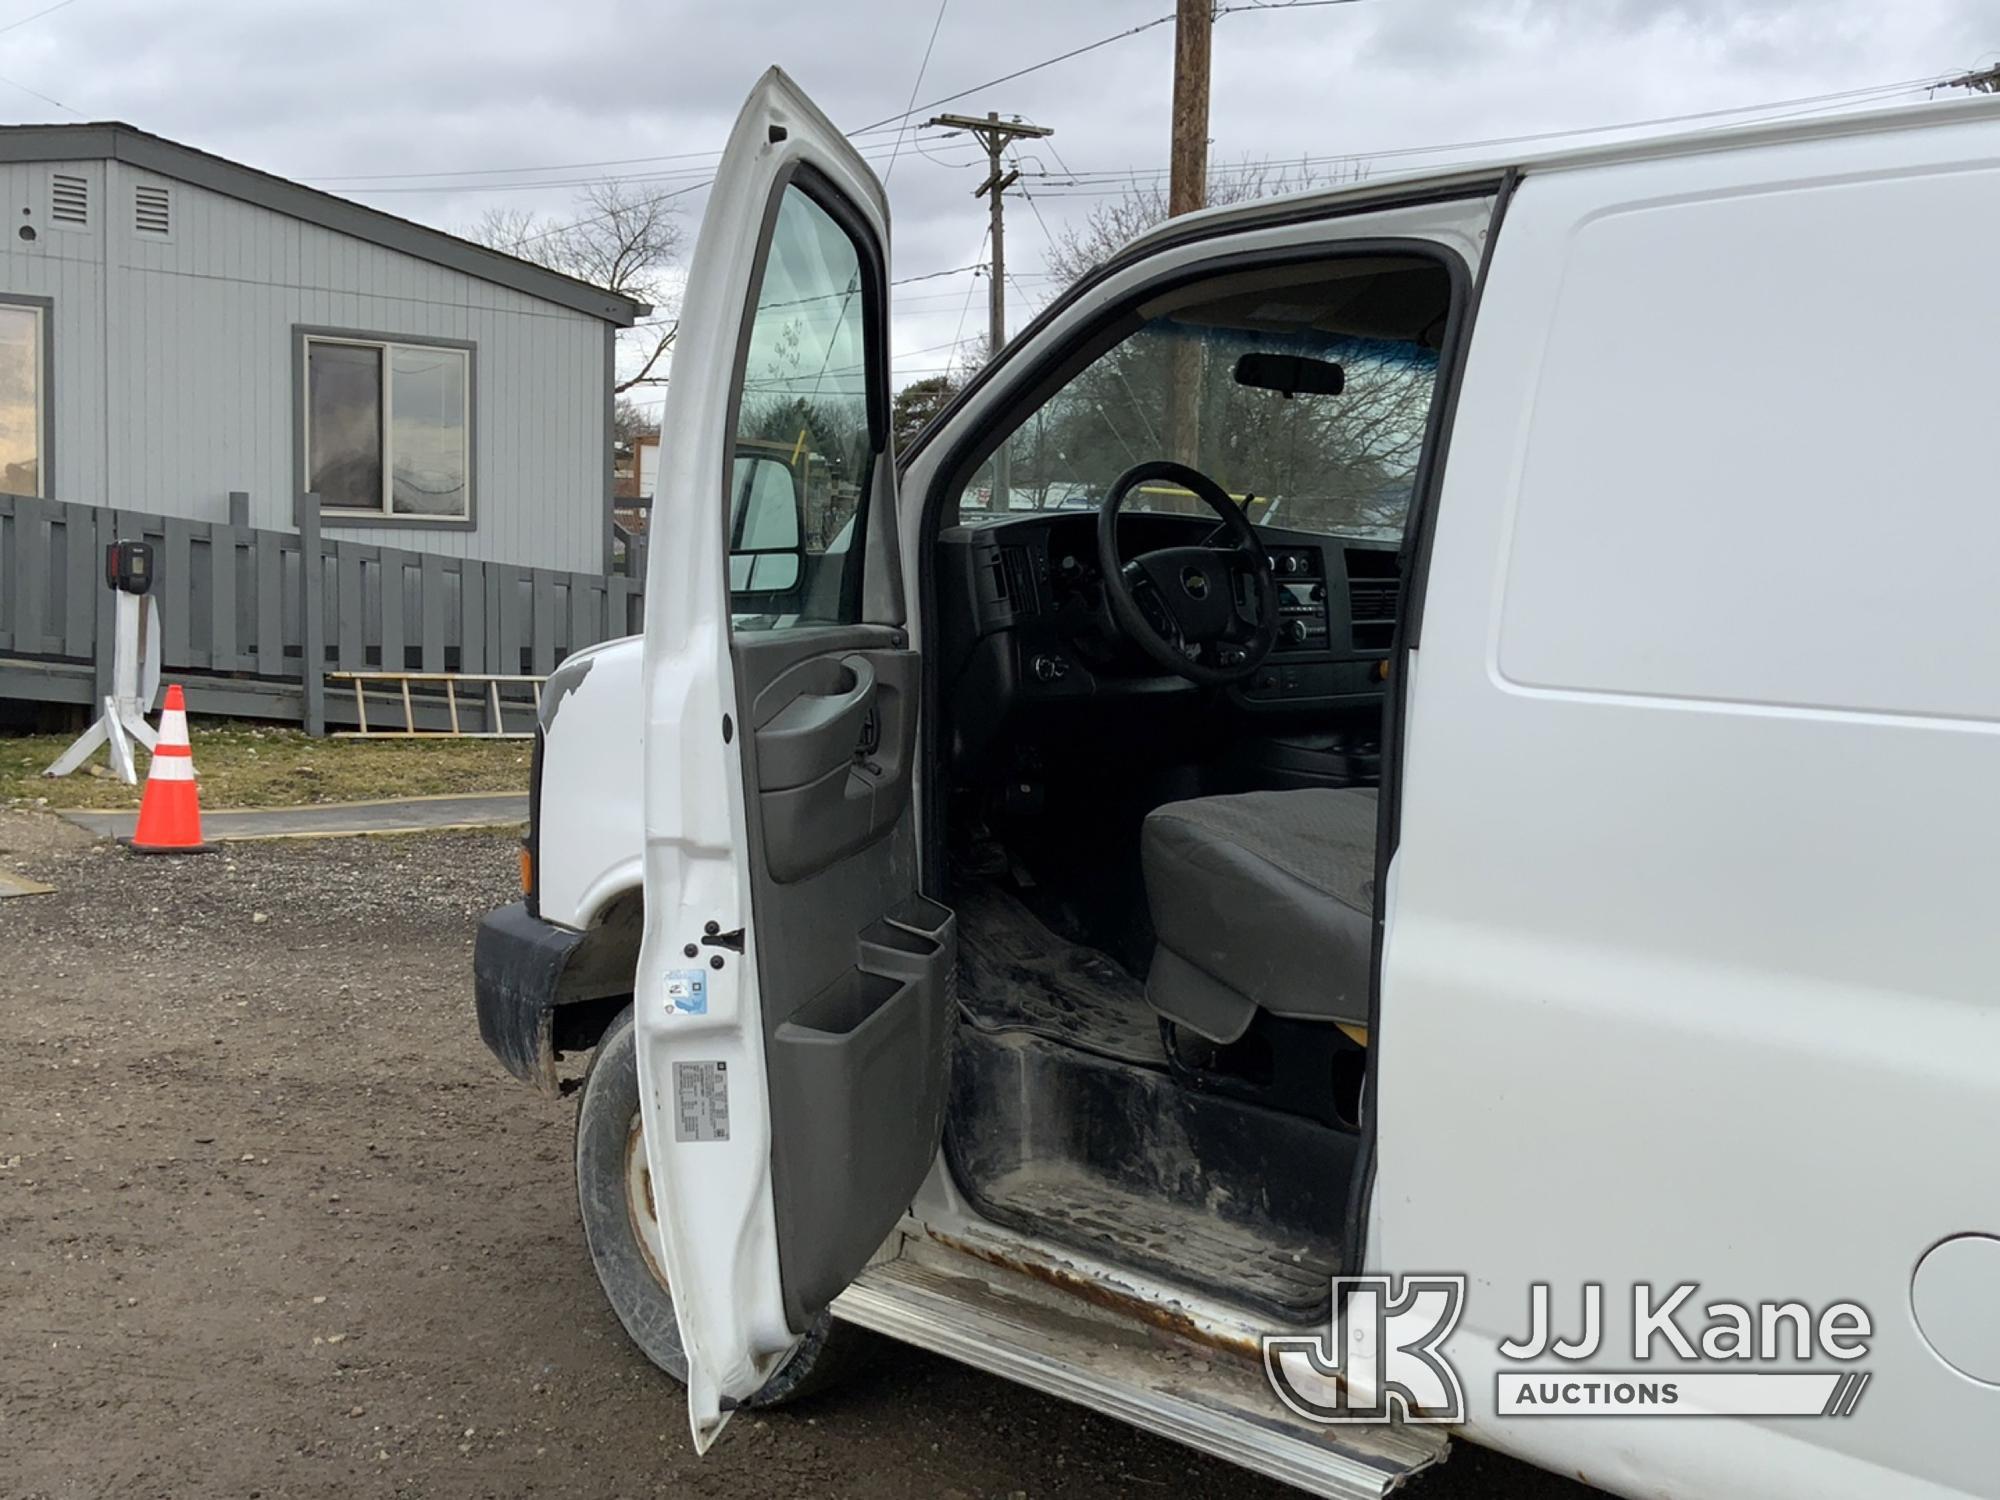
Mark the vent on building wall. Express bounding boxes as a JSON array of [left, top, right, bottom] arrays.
[[134, 184, 171, 237], [49, 172, 88, 226]]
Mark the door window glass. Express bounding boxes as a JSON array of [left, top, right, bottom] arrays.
[[729, 183, 879, 627]]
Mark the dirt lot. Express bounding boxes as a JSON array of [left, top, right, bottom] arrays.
[[0, 815, 1597, 1500]]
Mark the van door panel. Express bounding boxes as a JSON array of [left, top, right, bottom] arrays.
[[730, 625, 946, 1328]]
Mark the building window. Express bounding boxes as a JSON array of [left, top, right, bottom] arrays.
[[304, 334, 470, 520], [0, 299, 47, 497]]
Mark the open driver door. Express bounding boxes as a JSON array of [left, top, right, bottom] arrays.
[[632, 67, 954, 1451]]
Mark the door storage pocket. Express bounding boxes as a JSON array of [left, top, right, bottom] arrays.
[[766, 905, 956, 1315], [883, 894, 954, 941], [785, 967, 909, 1037], [857, 917, 940, 983]]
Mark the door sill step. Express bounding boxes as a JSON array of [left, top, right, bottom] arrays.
[[833, 1242, 1447, 1499]]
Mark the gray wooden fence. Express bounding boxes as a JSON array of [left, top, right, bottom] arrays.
[[0, 491, 647, 734]]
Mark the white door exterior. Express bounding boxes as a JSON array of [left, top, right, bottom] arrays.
[[631, 68, 914, 1452]]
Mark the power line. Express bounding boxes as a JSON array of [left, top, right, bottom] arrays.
[[1011, 155, 1059, 250], [896, 261, 989, 286], [1214, 0, 1369, 11], [883, 0, 952, 185], [340, 132, 956, 198], [316, 1, 1357, 234], [318, 6, 1192, 191], [857, 0, 1373, 137], [854, 12, 1180, 135], [0, 0, 88, 117], [950, 224, 992, 366], [1026, 71, 1956, 194], [0, 69, 80, 116], [313, 125, 956, 192], [0, 0, 82, 38], [502, 175, 714, 246]]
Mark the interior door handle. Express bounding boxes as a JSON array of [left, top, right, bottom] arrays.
[[794, 655, 875, 728], [753, 655, 879, 791]]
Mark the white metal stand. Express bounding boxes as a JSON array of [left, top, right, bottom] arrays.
[[44, 591, 163, 783]]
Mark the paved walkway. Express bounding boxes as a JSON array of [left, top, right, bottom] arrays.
[[59, 791, 528, 843]]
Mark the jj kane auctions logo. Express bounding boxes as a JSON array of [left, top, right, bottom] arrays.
[[1265, 1278, 1874, 1423]]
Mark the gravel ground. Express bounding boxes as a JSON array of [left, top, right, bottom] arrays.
[[0, 814, 1600, 1500]]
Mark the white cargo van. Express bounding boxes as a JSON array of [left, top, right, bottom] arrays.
[[474, 69, 2000, 1499]]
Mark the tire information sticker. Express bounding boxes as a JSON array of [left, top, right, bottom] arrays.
[[672, 1061, 730, 1142]]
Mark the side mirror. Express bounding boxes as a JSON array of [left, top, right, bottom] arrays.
[[728, 454, 804, 594], [1234, 351, 1346, 400]]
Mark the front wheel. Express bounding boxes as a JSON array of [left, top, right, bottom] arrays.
[[574, 1004, 869, 1404]]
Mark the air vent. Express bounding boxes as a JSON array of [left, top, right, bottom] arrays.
[[999, 545, 1038, 612], [134, 183, 171, 237], [1348, 580, 1401, 621], [49, 171, 88, 226], [1344, 548, 1402, 652]]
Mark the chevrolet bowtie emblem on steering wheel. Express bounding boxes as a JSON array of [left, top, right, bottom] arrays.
[[1180, 566, 1210, 600]]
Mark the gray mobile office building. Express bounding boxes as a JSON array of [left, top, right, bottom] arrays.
[[0, 122, 647, 574]]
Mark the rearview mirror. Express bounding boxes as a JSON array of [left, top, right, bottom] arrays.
[[1234, 352, 1346, 399], [729, 454, 804, 594]]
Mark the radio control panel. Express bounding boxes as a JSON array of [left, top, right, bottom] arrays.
[[1268, 548, 1330, 651]]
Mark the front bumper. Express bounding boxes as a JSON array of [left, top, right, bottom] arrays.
[[474, 901, 586, 1092]]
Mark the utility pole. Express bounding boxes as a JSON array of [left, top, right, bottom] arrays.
[[927, 111, 1053, 360], [1169, 0, 1213, 217], [927, 110, 1052, 507], [1167, 0, 1214, 479]]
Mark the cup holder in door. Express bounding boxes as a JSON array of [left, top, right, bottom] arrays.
[[764, 897, 959, 1316]]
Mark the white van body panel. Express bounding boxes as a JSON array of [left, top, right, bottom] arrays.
[[536, 634, 643, 930], [1378, 110, 2000, 1499]]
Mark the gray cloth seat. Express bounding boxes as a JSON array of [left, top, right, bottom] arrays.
[[1141, 787, 1378, 1044]]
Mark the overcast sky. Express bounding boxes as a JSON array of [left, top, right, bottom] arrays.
[[4, 0, 1992, 412]]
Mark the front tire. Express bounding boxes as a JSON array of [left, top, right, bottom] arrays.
[[573, 1004, 867, 1405]]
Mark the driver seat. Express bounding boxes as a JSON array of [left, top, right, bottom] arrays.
[[1141, 788, 1378, 1044]]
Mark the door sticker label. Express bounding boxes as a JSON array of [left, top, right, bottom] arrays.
[[664, 969, 708, 1016], [673, 1061, 730, 1143]]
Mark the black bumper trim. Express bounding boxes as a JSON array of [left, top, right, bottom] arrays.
[[474, 901, 587, 1091]]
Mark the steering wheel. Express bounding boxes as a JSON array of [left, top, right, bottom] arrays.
[[1096, 460, 1279, 687]]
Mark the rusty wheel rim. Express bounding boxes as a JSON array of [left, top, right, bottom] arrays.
[[623, 1113, 672, 1293]]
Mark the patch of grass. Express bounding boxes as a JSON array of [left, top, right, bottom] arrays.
[[0, 721, 531, 810]]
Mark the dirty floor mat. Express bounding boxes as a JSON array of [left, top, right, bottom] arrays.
[[954, 880, 1166, 1068]]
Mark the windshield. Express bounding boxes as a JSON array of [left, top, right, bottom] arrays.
[[955, 313, 1441, 541]]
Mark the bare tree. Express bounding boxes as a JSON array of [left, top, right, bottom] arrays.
[[468, 181, 684, 394], [1043, 157, 1368, 287], [612, 396, 659, 447]]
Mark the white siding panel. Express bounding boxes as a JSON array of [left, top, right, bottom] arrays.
[[0, 159, 610, 571]]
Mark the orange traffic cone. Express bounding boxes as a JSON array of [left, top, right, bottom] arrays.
[[128, 685, 214, 855]]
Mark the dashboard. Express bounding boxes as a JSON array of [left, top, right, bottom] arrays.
[[936, 511, 1402, 770]]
